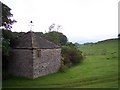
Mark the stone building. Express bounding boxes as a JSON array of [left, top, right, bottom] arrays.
[[8, 32, 61, 79]]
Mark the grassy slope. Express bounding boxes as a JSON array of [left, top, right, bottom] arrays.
[[3, 39, 119, 88]]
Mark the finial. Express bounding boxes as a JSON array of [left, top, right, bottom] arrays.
[[29, 21, 34, 32]]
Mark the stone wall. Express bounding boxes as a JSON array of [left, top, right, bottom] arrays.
[[33, 48, 61, 78], [8, 49, 33, 78], [8, 48, 61, 79]]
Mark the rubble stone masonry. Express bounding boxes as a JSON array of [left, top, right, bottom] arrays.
[[8, 48, 61, 79]]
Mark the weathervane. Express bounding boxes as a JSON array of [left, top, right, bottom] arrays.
[[29, 21, 34, 32]]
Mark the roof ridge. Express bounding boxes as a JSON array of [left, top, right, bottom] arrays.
[[31, 32, 34, 49]]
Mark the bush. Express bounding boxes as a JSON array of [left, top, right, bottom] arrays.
[[59, 57, 69, 72], [61, 42, 84, 67]]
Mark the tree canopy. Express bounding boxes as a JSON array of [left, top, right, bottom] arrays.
[[1, 2, 16, 56], [1, 2, 16, 30], [44, 31, 68, 46]]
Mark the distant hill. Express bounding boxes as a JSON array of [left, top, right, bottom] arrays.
[[79, 38, 118, 56], [96, 38, 118, 44]]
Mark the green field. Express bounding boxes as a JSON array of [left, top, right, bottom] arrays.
[[3, 39, 119, 88]]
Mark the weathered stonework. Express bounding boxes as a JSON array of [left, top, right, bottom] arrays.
[[8, 49, 33, 78], [33, 49, 61, 78], [8, 32, 61, 79]]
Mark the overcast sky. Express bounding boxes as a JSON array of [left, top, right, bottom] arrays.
[[1, 0, 119, 43]]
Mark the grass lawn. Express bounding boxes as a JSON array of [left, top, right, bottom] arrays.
[[2, 39, 119, 88]]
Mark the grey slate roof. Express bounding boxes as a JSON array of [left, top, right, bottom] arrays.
[[13, 32, 60, 49]]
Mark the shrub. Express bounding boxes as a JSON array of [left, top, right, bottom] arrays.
[[61, 42, 84, 67], [59, 57, 69, 72]]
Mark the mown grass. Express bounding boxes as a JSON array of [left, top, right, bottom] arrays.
[[2, 39, 119, 88]]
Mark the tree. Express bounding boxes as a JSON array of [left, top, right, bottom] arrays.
[[1, 2, 17, 56], [44, 31, 68, 46], [59, 33, 68, 45], [1, 2, 17, 68], [2, 29, 14, 56], [49, 23, 55, 32], [48, 23, 63, 32], [46, 24, 67, 45], [1, 2, 16, 30]]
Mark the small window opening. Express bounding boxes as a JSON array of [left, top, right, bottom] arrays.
[[37, 50, 41, 57]]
